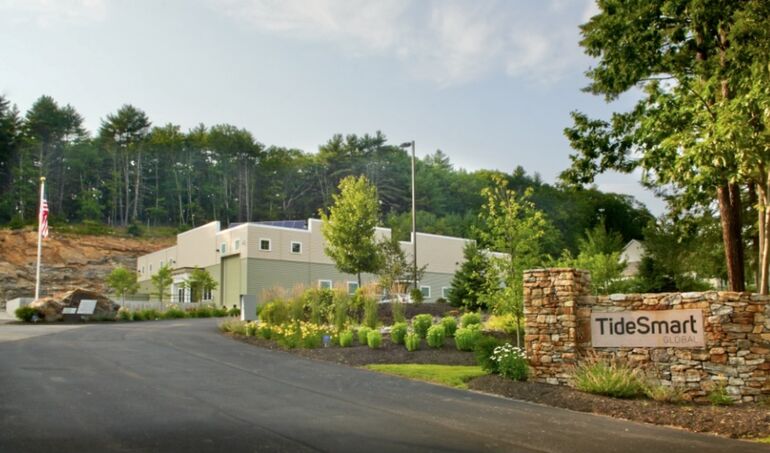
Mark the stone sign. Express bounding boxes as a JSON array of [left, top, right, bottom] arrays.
[[590, 309, 705, 348], [76, 299, 97, 315]]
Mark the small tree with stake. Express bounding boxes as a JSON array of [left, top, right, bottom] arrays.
[[151, 263, 173, 309], [106, 266, 138, 304]]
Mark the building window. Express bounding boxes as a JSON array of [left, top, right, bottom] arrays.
[[178, 288, 185, 303], [149, 264, 153, 273], [348, 281, 359, 295], [291, 241, 302, 254], [159, 260, 164, 268], [442, 287, 450, 298], [220, 243, 227, 254], [234, 239, 240, 251], [142, 266, 145, 274], [203, 288, 212, 301], [420, 286, 431, 299], [259, 238, 271, 251], [318, 279, 332, 290]]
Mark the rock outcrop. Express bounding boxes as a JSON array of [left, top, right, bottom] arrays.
[[0, 229, 172, 308]]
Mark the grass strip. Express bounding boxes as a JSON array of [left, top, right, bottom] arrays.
[[364, 364, 487, 389]]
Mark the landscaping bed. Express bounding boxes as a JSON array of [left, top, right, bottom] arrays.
[[225, 330, 770, 440]]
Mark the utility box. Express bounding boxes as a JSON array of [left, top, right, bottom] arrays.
[[240, 295, 257, 321]]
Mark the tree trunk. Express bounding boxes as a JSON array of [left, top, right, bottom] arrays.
[[756, 175, 770, 295], [717, 183, 745, 291]]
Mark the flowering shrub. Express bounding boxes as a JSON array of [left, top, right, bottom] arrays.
[[390, 322, 408, 345], [412, 314, 433, 338], [454, 325, 481, 351], [491, 343, 528, 381], [426, 325, 446, 348], [440, 316, 457, 337], [357, 326, 372, 345], [367, 330, 382, 349], [460, 312, 481, 328], [246, 321, 258, 336], [339, 330, 354, 347], [404, 332, 420, 352], [269, 321, 332, 350]]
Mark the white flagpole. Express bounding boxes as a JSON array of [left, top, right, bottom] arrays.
[[34, 176, 46, 300]]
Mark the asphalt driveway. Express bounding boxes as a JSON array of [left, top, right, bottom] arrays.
[[0, 318, 766, 452]]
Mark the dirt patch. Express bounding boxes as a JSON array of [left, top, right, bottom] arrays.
[[376, 302, 456, 326], [225, 331, 770, 440]]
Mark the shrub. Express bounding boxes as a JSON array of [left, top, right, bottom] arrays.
[[391, 300, 405, 324], [288, 294, 306, 322], [644, 382, 686, 404], [440, 316, 457, 337], [363, 295, 378, 329], [333, 293, 350, 333], [491, 343, 528, 381], [132, 310, 146, 321], [258, 325, 273, 339], [227, 306, 241, 317], [339, 330, 354, 347], [426, 325, 446, 348], [460, 312, 481, 327], [163, 306, 187, 319], [246, 322, 258, 336], [454, 325, 482, 351], [412, 314, 433, 338], [357, 326, 372, 345], [485, 314, 518, 335], [302, 332, 323, 349], [261, 301, 289, 325], [410, 288, 424, 305], [474, 335, 503, 372], [15, 306, 39, 322], [572, 358, 645, 398], [367, 330, 382, 349], [707, 382, 734, 406], [390, 322, 408, 345], [405, 332, 420, 352], [117, 307, 133, 321], [218, 318, 247, 335], [212, 306, 229, 317], [140, 308, 160, 320], [127, 222, 143, 237]]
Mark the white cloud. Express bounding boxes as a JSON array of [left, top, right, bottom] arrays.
[[209, 0, 589, 87], [0, 0, 106, 27]]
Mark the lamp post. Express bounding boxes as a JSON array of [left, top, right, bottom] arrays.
[[400, 141, 417, 294]]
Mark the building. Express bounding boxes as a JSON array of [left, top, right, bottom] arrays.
[[136, 219, 470, 306], [619, 239, 645, 277]]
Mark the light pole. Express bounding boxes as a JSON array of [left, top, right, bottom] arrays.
[[400, 141, 417, 294]]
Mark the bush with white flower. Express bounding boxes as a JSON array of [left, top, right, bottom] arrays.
[[491, 343, 528, 381]]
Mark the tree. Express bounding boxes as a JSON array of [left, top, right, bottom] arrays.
[[151, 264, 173, 308], [320, 175, 382, 286], [557, 219, 626, 295], [477, 175, 550, 347], [377, 236, 425, 297], [562, 0, 770, 292], [448, 242, 492, 310], [184, 267, 218, 303], [106, 266, 138, 303]]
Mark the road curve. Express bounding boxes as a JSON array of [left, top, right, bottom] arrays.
[[0, 319, 766, 453]]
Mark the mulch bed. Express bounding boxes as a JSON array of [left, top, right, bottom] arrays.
[[225, 331, 770, 440]]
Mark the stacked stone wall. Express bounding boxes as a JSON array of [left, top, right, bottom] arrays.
[[524, 268, 770, 403]]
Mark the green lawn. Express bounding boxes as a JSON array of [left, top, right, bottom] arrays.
[[756, 436, 770, 444], [364, 364, 487, 389]]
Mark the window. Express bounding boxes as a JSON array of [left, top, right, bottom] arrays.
[[149, 264, 153, 273], [178, 288, 185, 303], [203, 288, 212, 301], [142, 266, 145, 274], [290, 241, 302, 254], [234, 239, 240, 251], [220, 243, 227, 254], [420, 286, 431, 298], [318, 280, 332, 290], [259, 238, 271, 251], [348, 281, 359, 295], [159, 260, 163, 268], [442, 287, 451, 298]]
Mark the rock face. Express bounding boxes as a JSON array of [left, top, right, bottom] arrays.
[[29, 288, 121, 322], [0, 229, 172, 309]]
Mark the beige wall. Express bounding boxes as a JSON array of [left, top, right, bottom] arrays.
[[137, 246, 178, 282], [400, 232, 470, 275], [177, 221, 220, 269]]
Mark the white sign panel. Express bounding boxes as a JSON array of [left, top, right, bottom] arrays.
[[591, 309, 705, 348], [62, 307, 77, 314], [76, 299, 97, 315]]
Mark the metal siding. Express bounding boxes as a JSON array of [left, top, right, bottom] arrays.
[[222, 257, 241, 308]]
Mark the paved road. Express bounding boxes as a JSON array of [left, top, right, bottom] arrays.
[[0, 319, 766, 453]]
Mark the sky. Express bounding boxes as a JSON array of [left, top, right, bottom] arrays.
[[0, 0, 665, 215]]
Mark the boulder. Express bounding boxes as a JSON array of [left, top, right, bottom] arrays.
[[29, 288, 121, 322]]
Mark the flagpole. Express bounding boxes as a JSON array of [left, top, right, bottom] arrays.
[[34, 176, 45, 300]]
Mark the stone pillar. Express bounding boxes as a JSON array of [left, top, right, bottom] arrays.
[[523, 268, 591, 385]]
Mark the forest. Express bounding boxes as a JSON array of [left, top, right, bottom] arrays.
[[0, 93, 653, 259]]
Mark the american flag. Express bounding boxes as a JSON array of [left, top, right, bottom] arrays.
[[39, 196, 49, 239]]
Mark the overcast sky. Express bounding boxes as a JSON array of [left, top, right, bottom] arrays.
[[0, 0, 665, 215]]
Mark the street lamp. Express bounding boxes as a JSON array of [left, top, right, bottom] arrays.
[[400, 141, 417, 295]]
